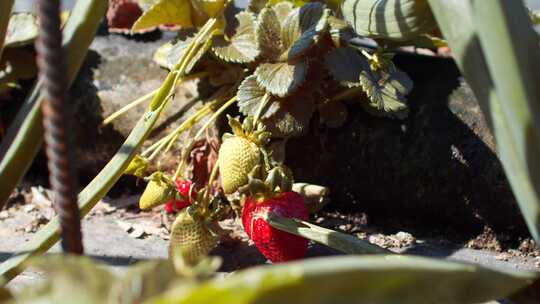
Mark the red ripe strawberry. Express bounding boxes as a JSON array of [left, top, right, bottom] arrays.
[[242, 192, 309, 263], [165, 180, 196, 214]]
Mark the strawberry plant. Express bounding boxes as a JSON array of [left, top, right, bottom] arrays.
[[0, 0, 540, 302]]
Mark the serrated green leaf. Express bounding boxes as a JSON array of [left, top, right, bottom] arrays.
[[262, 88, 315, 137], [149, 255, 537, 304], [256, 7, 283, 60], [4, 13, 38, 48], [281, 2, 329, 59], [325, 47, 369, 87], [237, 75, 281, 119], [132, 0, 193, 32], [167, 30, 212, 73], [254, 60, 308, 97], [359, 68, 412, 119], [212, 11, 259, 63], [319, 101, 348, 128]]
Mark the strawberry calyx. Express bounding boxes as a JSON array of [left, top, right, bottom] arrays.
[[223, 115, 271, 147]]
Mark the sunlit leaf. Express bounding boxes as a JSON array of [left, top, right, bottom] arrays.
[[149, 255, 537, 304], [254, 61, 308, 97], [190, 0, 226, 26], [273, 1, 295, 20], [123, 154, 149, 177], [342, 0, 437, 41], [319, 101, 348, 128], [281, 2, 329, 59], [5, 13, 38, 48], [237, 75, 281, 119], [359, 68, 412, 119], [325, 47, 369, 88], [15, 255, 116, 303], [256, 7, 283, 60], [262, 88, 315, 137], [132, 0, 193, 32], [212, 11, 259, 63]]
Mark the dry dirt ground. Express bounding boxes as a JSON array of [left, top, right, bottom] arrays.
[[1, 184, 539, 294]]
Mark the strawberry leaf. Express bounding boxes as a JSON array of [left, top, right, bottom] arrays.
[[256, 7, 283, 60], [273, 1, 295, 20], [359, 68, 412, 119], [254, 60, 308, 97], [212, 11, 259, 63], [325, 47, 369, 88], [262, 89, 316, 137], [237, 75, 281, 119], [281, 3, 329, 60], [319, 101, 348, 128], [132, 0, 193, 32]]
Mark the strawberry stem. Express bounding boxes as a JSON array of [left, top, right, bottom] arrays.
[[266, 213, 391, 254], [253, 93, 271, 126]]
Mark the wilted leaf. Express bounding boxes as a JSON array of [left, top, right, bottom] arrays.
[[5, 13, 38, 48], [325, 47, 369, 87], [132, 0, 192, 32], [256, 7, 283, 60], [167, 30, 212, 72], [237, 75, 280, 119], [262, 88, 315, 137], [359, 68, 412, 119], [281, 2, 329, 59], [212, 11, 259, 63], [148, 255, 537, 304], [255, 61, 307, 97], [319, 101, 348, 128], [15, 255, 116, 303]]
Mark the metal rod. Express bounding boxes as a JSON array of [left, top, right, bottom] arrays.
[[36, 0, 83, 254]]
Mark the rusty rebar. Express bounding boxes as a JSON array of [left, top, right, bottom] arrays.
[[36, 0, 83, 254]]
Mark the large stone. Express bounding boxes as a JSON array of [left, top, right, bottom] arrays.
[[285, 53, 528, 238], [67, 32, 203, 183]]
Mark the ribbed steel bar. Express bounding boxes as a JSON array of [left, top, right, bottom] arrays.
[[36, 0, 83, 254]]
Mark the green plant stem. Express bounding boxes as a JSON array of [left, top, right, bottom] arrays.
[[0, 0, 107, 210], [253, 93, 271, 126], [329, 87, 363, 102], [173, 95, 238, 179], [0, 0, 14, 59], [266, 213, 391, 254]]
